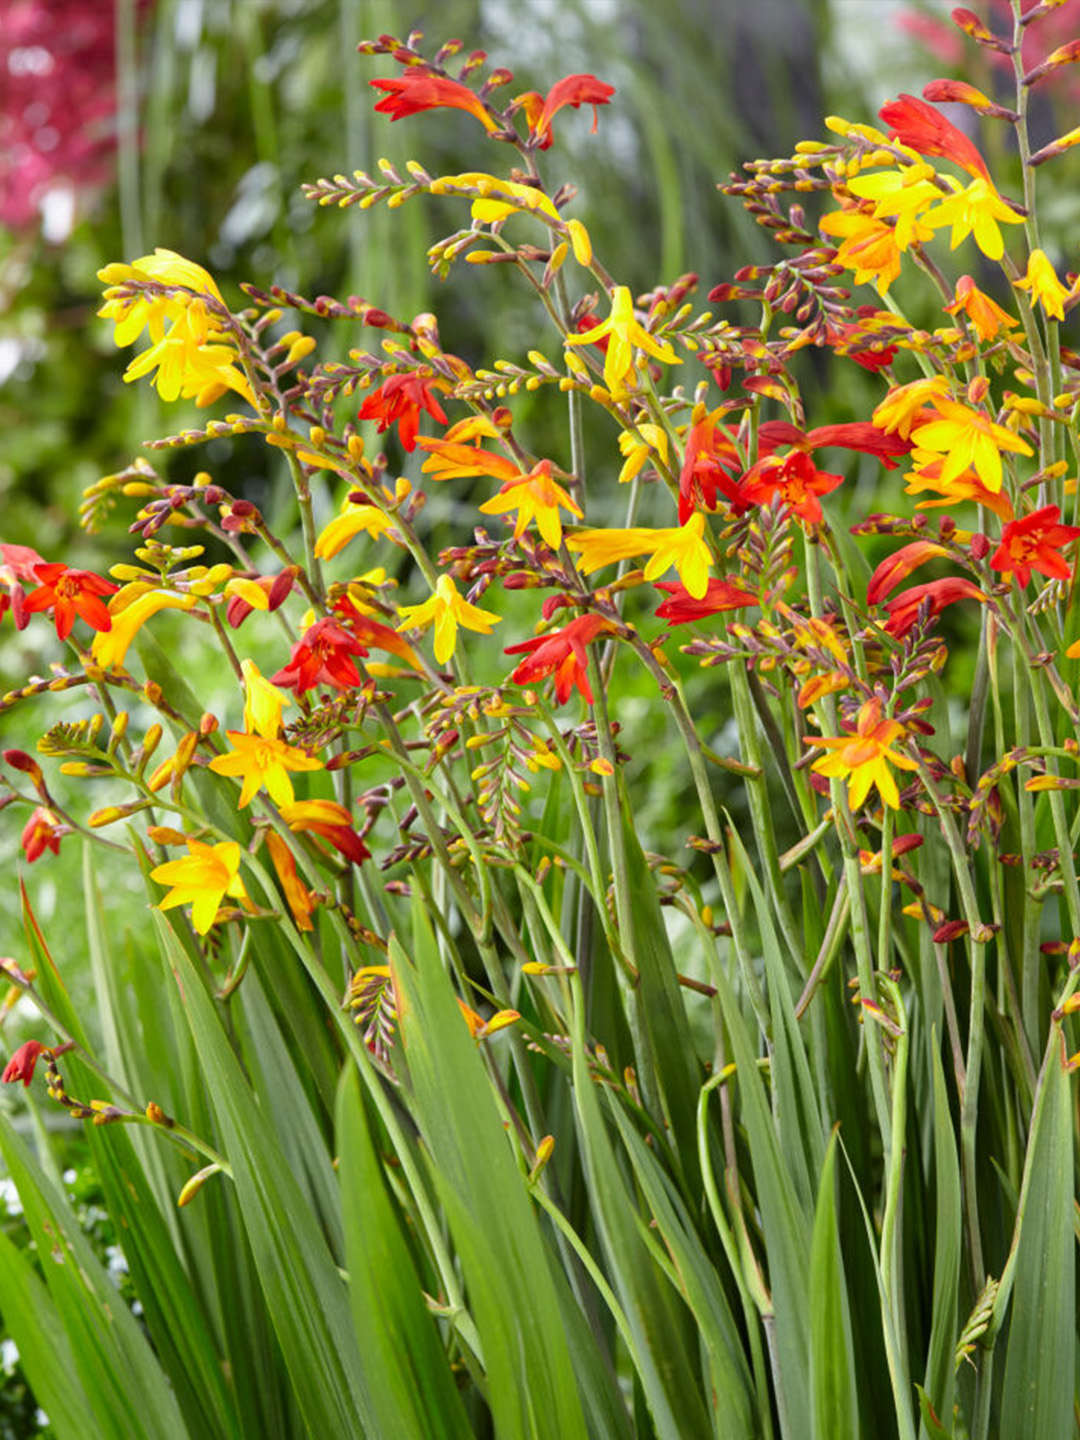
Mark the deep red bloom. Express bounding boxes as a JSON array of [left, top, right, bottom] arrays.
[[678, 416, 743, 522], [739, 451, 844, 525], [878, 93, 990, 181], [370, 72, 500, 133], [357, 373, 449, 453], [882, 578, 985, 637], [517, 74, 616, 149], [654, 579, 757, 625], [990, 505, 1080, 588], [22, 563, 118, 640], [2, 1040, 48, 1087], [21, 807, 64, 863], [504, 614, 612, 705], [0, 543, 47, 630], [271, 618, 369, 695]]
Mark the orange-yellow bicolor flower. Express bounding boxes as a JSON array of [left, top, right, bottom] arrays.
[[240, 659, 291, 739], [150, 839, 248, 935], [903, 454, 1016, 520], [922, 176, 1024, 261], [846, 164, 940, 250], [477, 460, 583, 548], [395, 575, 501, 665], [819, 207, 903, 295], [566, 511, 713, 598], [90, 587, 198, 669], [807, 700, 919, 810], [208, 731, 323, 808], [945, 275, 1020, 342], [416, 438, 521, 483], [98, 249, 254, 406], [910, 396, 1033, 493], [618, 423, 669, 484], [265, 832, 317, 932], [1013, 249, 1075, 322], [872, 376, 951, 439], [314, 499, 397, 560], [564, 285, 681, 397]]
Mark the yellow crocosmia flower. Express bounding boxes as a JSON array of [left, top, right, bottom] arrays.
[[567, 512, 713, 599], [314, 499, 396, 560], [847, 164, 940, 250], [819, 207, 903, 295], [565, 218, 592, 267], [240, 659, 291, 739], [477, 459, 583, 549], [911, 396, 1033, 493], [807, 699, 920, 811], [208, 732, 323, 809], [922, 176, 1024, 262], [91, 589, 198, 670], [98, 247, 254, 406], [224, 577, 271, 610], [395, 575, 501, 665], [442, 415, 503, 444], [150, 838, 248, 936], [430, 172, 560, 223], [872, 376, 952, 439], [565, 286, 681, 398], [1013, 248, 1075, 322], [617, 423, 669, 484]]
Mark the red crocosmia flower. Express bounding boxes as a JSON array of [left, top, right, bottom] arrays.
[[370, 72, 501, 133], [878, 93, 990, 181], [740, 451, 844, 525], [2, 1040, 48, 1087], [758, 420, 912, 469], [882, 578, 985, 637], [654, 579, 757, 625], [678, 415, 743, 522], [0, 543, 48, 630], [516, 74, 616, 149], [358, 373, 449, 453], [504, 614, 612, 705], [329, 600, 424, 670], [21, 807, 64, 863], [271, 618, 368, 695], [867, 540, 951, 606], [22, 563, 118, 640], [989, 505, 1080, 588]]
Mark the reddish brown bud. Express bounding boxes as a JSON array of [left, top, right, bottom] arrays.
[[970, 532, 991, 560]]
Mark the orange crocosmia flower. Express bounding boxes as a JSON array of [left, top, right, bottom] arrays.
[[881, 578, 985, 637], [878, 93, 990, 181], [903, 454, 1016, 521], [758, 419, 913, 468], [807, 699, 920, 811], [678, 409, 742, 522], [989, 505, 1080, 588], [416, 437, 521, 483], [21, 807, 64, 863], [653, 578, 757, 626], [208, 732, 323, 809], [369, 71, 501, 133], [329, 599, 423, 671], [911, 397, 1033, 494], [479, 460, 583, 549], [739, 451, 844, 525], [867, 541, 951, 605], [358, 373, 448, 453], [504, 613, 613, 705], [819, 207, 903, 295], [265, 832, 316, 933], [945, 275, 1020, 342], [279, 799, 370, 865], [22, 563, 118, 641], [150, 839, 248, 936], [1013, 249, 1076, 322], [515, 73, 615, 149], [872, 376, 951, 439]]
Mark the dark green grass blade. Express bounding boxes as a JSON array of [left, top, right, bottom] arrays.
[[809, 1132, 858, 1440]]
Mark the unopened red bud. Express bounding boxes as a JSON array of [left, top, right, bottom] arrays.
[[268, 567, 298, 610], [970, 533, 991, 560], [3, 749, 41, 778], [967, 375, 990, 404], [364, 308, 393, 328], [230, 500, 256, 518], [199, 713, 218, 736]]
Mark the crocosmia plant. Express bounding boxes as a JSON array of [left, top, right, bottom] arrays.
[[4, 8, 1080, 1439]]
